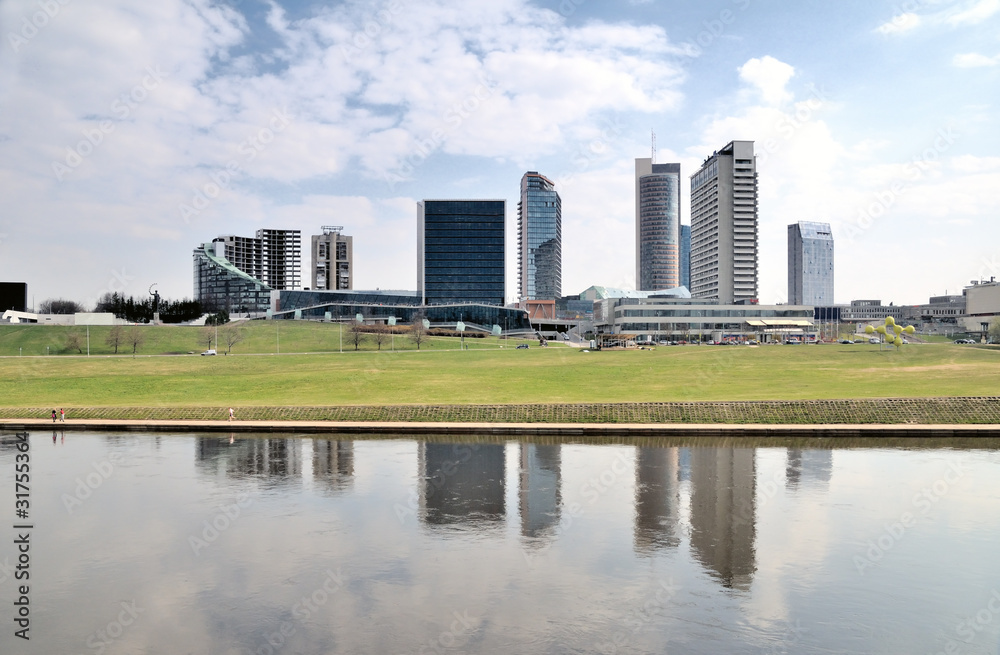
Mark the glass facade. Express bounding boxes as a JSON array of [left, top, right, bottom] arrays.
[[418, 200, 505, 306], [637, 163, 680, 291], [518, 172, 562, 301], [192, 243, 272, 314], [680, 224, 691, 291], [787, 222, 834, 305], [273, 290, 531, 330]]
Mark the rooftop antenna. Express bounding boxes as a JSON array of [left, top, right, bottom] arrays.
[[651, 129, 656, 164]]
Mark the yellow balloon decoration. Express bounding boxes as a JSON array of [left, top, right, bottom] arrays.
[[876, 326, 887, 335], [885, 316, 896, 327], [904, 325, 915, 335], [893, 336, 903, 347], [865, 325, 874, 334], [893, 324, 903, 335]]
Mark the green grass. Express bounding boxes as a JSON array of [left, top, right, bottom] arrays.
[[1, 323, 999, 408]]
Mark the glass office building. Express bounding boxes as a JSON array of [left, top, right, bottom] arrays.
[[635, 159, 681, 291], [518, 172, 562, 301], [787, 222, 834, 306], [680, 224, 691, 291], [193, 243, 273, 314], [418, 200, 505, 306]]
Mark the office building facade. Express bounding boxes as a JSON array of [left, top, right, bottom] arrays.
[[635, 159, 681, 291], [680, 224, 691, 291], [417, 200, 505, 306], [518, 172, 562, 301], [787, 222, 834, 305], [257, 229, 301, 290], [690, 141, 758, 304], [311, 226, 353, 291], [192, 242, 272, 314]]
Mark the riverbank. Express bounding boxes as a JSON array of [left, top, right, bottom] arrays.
[[2, 397, 999, 427]]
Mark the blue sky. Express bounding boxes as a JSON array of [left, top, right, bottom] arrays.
[[1, 0, 998, 308]]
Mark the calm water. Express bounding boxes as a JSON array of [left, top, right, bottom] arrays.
[[1, 431, 1000, 654]]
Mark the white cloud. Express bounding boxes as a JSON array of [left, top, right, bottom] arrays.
[[737, 56, 795, 106], [952, 52, 1000, 67], [875, 12, 922, 35], [946, 0, 1000, 25]]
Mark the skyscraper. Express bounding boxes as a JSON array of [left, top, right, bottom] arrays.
[[690, 141, 758, 304], [787, 221, 834, 305], [257, 228, 301, 290], [417, 200, 505, 305], [635, 158, 681, 291], [680, 224, 691, 291], [518, 172, 562, 301], [311, 226, 353, 291]]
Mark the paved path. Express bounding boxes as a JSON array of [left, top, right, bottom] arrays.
[[3, 418, 1000, 438]]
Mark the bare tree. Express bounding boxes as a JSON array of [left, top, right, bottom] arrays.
[[126, 325, 145, 358], [371, 324, 389, 351], [222, 324, 246, 354], [65, 331, 84, 354], [349, 320, 366, 351], [199, 326, 215, 351], [410, 316, 428, 350], [105, 324, 124, 354], [39, 298, 84, 314]]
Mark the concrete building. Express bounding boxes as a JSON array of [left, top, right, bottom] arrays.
[[0, 282, 27, 313], [787, 222, 834, 305], [593, 294, 815, 343], [212, 235, 263, 281], [690, 141, 758, 304], [961, 279, 1000, 335], [311, 226, 353, 291], [840, 299, 905, 322], [257, 229, 301, 290], [518, 172, 562, 301], [635, 159, 681, 291], [680, 224, 691, 291], [417, 200, 505, 306], [193, 242, 272, 314]]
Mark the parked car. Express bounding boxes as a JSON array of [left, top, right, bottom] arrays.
[[869, 338, 880, 344], [201, 349, 217, 356], [516, 344, 529, 349], [839, 339, 855, 344]]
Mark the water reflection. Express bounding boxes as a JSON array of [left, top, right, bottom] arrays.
[[786, 448, 833, 491], [313, 439, 354, 493], [689, 448, 756, 590], [519, 444, 561, 540], [633, 447, 681, 553], [196, 436, 303, 482], [418, 443, 506, 528]]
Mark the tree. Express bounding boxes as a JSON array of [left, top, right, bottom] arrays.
[[410, 314, 428, 350], [989, 317, 1000, 344], [199, 326, 216, 351], [371, 324, 388, 351], [205, 310, 230, 326], [221, 324, 246, 354], [126, 325, 145, 358], [349, 320, 366, 351], [65, 331, 84, 354], [105, 324, 124, 354], [39, 298, 84, 314]]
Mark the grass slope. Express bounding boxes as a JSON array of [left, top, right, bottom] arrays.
[[1, 329, 999, 407]]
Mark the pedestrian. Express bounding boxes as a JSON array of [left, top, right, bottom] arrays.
[[51, 409, 57, 422], [229, 407, 234, 422], [60, 408, 65, 422]]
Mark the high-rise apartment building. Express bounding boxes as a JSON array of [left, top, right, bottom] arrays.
[[417, 200, 505, 305], [680, 224, 691, 291], [787, 222, 834, 306], [518, 172, 562, 301], [690, 141, 758, 304], [257, 228, 301, 290], [635, 159, 681, 291], [211, 235, 263, 281], [311, 226, 353, 291]]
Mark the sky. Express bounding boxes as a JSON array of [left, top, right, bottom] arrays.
[[1, 0, 999, 309]]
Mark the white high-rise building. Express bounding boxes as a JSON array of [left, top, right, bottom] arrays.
[[787, 222, 834, 305], [690, 141, 758, 304]]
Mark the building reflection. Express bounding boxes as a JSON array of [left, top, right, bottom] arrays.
[[195, 437, 303, 482], [519, 444, 561, 540], [312, 440, 354, 493], [786, 448, 833, 491], [419, 443, 505, 528], [633, 447, 681, 554], [689, 448, 756, 590]]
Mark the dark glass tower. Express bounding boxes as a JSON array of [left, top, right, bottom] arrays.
[[518, 172, 562, 301], [417, 200, 505, 305]]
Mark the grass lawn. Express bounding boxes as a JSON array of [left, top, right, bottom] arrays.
[[1, 323, 999, 407]]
